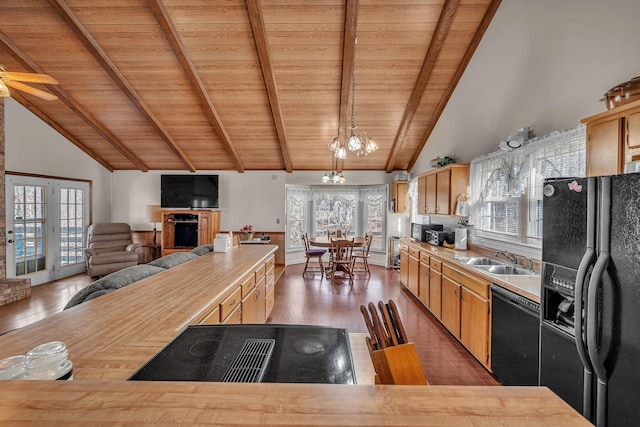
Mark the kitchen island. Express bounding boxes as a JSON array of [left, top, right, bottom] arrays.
[[0, 244, 588, 425]]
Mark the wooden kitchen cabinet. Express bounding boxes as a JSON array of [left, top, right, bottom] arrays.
[[442, 263, 491, 368], [582, 98, 640, 176], [399, 244, 409, 287], [391, 181, 409, 213], [407, 247, 420, 297], [161, 209, 221, 256], [429, 257, 442, 319], [441, 276, 461, 338], [586, 118, 623, 176], [416, 164, 469, 216], [418, 253, 430, 307], [461, 288, 490, 367]]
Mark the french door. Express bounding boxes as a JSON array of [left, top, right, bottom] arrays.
[[5, 175, 90, 285]]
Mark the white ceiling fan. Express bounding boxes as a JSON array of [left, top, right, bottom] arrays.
[[0, 65, 58, 101]]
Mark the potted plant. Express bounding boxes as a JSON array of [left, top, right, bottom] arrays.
[[241, 225, 254, 240]]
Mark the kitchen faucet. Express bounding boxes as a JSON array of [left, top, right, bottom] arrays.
[[495, 250, 517, 264]]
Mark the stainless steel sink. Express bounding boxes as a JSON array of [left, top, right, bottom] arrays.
[[452, 257, 506, 266], [472, 264, 537, 276]]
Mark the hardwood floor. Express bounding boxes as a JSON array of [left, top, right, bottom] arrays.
[[0, 263, 499, 386]]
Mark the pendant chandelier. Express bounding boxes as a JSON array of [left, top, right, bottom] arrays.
[[321, 155, 346, 184], [327, 0, 378, 160]]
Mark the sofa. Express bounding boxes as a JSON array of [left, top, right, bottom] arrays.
[[85, 223, 141, 277], [65, 244, 214, 310]]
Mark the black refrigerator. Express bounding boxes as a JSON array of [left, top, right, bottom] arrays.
[[540, 173, 640, 427]]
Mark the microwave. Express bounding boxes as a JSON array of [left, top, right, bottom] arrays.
[[425, 229, 455, 246], [411, 223, 443, 242]]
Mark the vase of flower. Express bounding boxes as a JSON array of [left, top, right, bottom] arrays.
[[241, 225, 254, 241]]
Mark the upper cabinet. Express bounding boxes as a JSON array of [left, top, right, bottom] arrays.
[[391, 181, 409, 213], [416, 164, 469, 216], [582, 99, 640, 176]]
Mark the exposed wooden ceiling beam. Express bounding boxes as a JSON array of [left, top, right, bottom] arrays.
[[48, 0, 197, 172], [246, 0, 293, 173], [10, 92, 115, 172], [146, 0, 246, 173], [335, 0, 357, 174], [0, 31, 144, 172], [407, 0, 502, 172], [385, 0, 460, 173]]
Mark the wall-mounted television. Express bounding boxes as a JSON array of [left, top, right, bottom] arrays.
[[161, 175, 219, 209]]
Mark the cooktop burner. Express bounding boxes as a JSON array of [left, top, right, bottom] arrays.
[[129, 325, 355, 384]]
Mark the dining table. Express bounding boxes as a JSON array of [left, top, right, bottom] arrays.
[[308, 236, 366, 248]]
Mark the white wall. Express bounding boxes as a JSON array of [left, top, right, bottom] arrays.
[[5, 98, 112, 223], [111, 170, 287, 232], [413, 0, 640, 176]]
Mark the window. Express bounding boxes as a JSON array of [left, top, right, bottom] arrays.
[[469, 125, 586, 246], [286, 185, 387, 252]]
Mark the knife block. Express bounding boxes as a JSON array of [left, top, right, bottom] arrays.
[[370, 342, 429, 385]]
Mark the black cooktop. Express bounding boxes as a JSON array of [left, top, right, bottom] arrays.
[[129, 325, 355, 384]]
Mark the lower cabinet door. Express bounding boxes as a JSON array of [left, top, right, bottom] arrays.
[[223, 304, 242, 324], [429, 269, 442, 319], [418, 262, 430, 307], [441, 277, 461, 338], [461, 289, 490, 366]]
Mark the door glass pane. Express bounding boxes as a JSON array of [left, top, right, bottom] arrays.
[[60, 187, 85, 266], [14, 185, 47, 276]]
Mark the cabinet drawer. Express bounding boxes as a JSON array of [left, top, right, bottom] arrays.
[[401, 243, 409, 252], [222, 304, 242, 325], [266, 272, 275, 292], [241, 274, 256, 298], [254, 263, 266, 279], [221, 287, 242, 321], [430, 257, 442, 272], [420, 252, 430, 263], [265, 255, 275, 272], [443, 263, 490, 298], [408, 247, 420, 258]]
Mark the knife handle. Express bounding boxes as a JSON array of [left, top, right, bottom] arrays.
[[388, 299, 408, 344], [378, 301, 399, 346], [360, 304, 379, 349], [368, 302, 388, 348]]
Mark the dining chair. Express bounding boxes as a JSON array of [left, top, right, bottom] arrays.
[[352, 234, 372, 276], [302, 233, 326, 278], [329, 238, 356, 284]]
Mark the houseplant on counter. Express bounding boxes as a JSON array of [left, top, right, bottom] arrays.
[[241, 225, 254, 241]]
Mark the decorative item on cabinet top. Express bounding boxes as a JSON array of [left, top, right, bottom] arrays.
[[601, 75, 640, 110], [430, 156, 455, 168]]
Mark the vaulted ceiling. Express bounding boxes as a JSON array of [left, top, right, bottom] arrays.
[[0, 0, 500, 173]]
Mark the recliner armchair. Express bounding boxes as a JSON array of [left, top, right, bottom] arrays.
[[84, 223, 141, 277]]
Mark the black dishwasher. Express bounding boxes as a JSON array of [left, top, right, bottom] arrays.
[[491, 284, 540, 386]]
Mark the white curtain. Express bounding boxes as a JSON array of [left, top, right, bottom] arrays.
[[469, 125, 586, 242]]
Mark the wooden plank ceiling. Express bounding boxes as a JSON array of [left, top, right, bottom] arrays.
[[0, 0, 500, 173]]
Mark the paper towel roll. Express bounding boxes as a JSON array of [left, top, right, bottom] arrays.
[[455, 228, 468, 250]]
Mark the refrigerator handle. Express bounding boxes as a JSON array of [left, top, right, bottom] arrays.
[[574, 176, 597, 421], [587, 176, 611, 427], [575, 247, 595, 418]]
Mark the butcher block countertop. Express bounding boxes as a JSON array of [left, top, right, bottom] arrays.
[[401, 238, 542, 302], [0, 381, 590, 426], [0, 245, 280, 380], [0, 244, 587, 425]]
